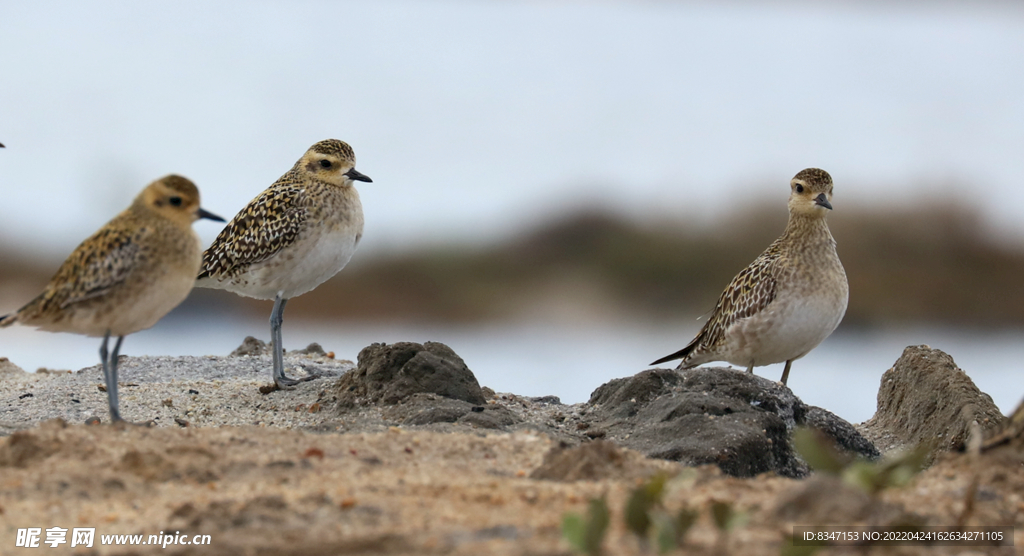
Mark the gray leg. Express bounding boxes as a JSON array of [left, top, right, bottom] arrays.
[[270, 295, 317, 388], [109, 335, 125, 420], [746, 364, 754, 374], [99, 331, 123, 422], [780, 360, 793, 386]]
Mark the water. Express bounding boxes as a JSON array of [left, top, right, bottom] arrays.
[[1, 316, 1020, 424]]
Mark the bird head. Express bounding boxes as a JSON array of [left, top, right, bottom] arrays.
[[301, 139, 372, 187], [788, 168, 834, 218], [137, 175, 225, 226]]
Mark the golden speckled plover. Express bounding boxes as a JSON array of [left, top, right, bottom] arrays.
[[651, 168, 849, 385], [196, 139, 371, 389], [0, 175, 225, 421]]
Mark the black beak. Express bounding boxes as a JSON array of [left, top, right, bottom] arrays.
[[0, 142, 5, 148], [344, 168, 373, 183], [814, 193, 833, 210], [198, 207, 226, 222]]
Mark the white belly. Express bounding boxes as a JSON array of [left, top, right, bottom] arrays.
[[722, 291, 847, 367], [204, 228, 359, 300]]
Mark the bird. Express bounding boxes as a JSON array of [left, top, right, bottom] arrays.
[[651, 168, 848, 385], [0, 175, 225, 422], [196, 139, 371, 389]]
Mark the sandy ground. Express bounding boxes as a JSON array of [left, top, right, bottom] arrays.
[[0, 346, 1021, 555]]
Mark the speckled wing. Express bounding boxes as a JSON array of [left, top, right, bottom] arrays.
[[20, 226, 143, 317], [651, 251, 780, 365], [198, 184, 307, 281]]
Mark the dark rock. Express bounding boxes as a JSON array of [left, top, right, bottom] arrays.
[[398, 396, 475, 426], [805, 406, 880, 460], [294, 343, 327, 356], [585, 367, 877, 478], [861, 345, 1006, 458], [230, 336, 270, 357], [333, 342, 485, 408], [527, 395, 562, 405], [457, 405, 518, 429]]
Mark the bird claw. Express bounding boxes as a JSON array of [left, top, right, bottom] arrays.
[[274, 373, 320, 390]]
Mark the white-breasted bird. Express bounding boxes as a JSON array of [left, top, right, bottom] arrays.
[[1, 175, 224, 421], [196, 139, 371, 389], [651, 168, 848, 385]]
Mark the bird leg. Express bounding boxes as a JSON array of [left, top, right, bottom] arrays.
[[780, 360, 793, 386], [99, 331, 123, 422], [270, 295, 317, 388], [745, 364, 754, 374]]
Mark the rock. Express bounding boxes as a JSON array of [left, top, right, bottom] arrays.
[[457, 404, 518, 430], [805, 406, 880, 460], [861, 345, 1006, 458], [773, 475, 917, 525], [378, 393, 521, 430], [294, 343, 327, 357], [585, 367, 878, 478], [530, 439, 674, 482], [396, 396, 475, 426], [0, 357, 28, 377], [334, 342, 486, 408], [230, 336, 270, 357], [527, 395, 562, 405]]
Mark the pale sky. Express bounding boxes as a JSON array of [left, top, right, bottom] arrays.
[[2, 0, 1024, 261]]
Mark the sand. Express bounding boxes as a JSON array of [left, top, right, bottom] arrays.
[[0, 345, 1020, 555]]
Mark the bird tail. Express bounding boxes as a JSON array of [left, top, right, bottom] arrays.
[[0, 312, 17, 328], [649, 339, 698, 366]]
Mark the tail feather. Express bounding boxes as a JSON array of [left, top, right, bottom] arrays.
[[650, 339, 698, 366], [0, 312, 17, 328]]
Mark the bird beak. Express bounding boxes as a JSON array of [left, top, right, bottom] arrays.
[[197, 207, 226, 222], [814, 193, 833, 210], [0, 142, 5, 148], [344, 168, 373, 183]]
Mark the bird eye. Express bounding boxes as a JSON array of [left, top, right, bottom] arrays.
[[319, 159, 332, 169], [795, 184, 804, 193], [169, 196, 183, 207]]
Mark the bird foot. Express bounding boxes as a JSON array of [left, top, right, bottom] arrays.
[[273, 372, 320, 390]]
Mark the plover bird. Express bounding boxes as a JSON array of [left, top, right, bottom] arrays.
[[0, 175, 224, 421], [651, 168, 848, 385], [196, 139, 371, 389]]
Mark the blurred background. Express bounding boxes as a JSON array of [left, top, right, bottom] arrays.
[[2, 0, 1023, 423]]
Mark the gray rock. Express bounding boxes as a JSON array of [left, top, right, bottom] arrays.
[[230, 336, 270, 357], [397, 396, 475, 426], [585, 367, 878, 478], [0, 357, 28, 377], [334, 342, 486, 408], [805, 406, 880, 460], [293, 343, 327, 356], [860, 345, 1006, 457], [457, 405, 518, 430]]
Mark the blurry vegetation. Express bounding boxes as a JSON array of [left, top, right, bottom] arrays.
[[562, 473, 730, 554], [623, 473, 699, 553], [793, 428, 929, 495], [562, 495, 610, 555], [6, 199, 1024, 326], [294, 200, 1024, 326]]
